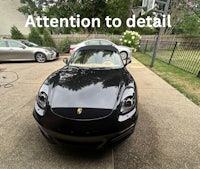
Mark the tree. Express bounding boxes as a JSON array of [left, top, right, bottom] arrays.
[[18, 0, 140, 34], [10, 26, 25, 39], [28, 28, 43, 45], [106, 0, 131, 34], [42, 29, 56, 47], [18, 0, 108, 34], [164, 0, 200, 35], [18, 0, 44, 16], [173, 14, 200, 35]]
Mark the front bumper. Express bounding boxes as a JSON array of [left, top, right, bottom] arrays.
[[33, 107, 138, 148], [46, 52, 57, 61], [55, 52, 59, 58], [39, 122, 135, 148]]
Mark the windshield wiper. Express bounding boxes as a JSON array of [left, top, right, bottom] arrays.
[[67, 65, 80, 71]]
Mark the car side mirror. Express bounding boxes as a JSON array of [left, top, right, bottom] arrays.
[[63, 58, 68, 64], [124, 57, 131, 66]]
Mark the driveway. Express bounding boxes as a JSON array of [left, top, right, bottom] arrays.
[[0, 56, 200, 169]]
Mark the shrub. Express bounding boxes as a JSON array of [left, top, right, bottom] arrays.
[[42, 29, 56, 48], [10, 26, 25, 39], [58, 38, 71, 53], [111, 39, 121, 45], [58, 39, 82, 53], [120, 30, 141, 52], [28, 28, 43, 45]]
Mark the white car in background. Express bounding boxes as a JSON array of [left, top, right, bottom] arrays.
[[70, 39, 132, 59]]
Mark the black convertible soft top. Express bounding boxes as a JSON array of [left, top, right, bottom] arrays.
[[77, 45, 119, 53]]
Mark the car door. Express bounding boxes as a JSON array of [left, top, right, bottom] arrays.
[[0, 40, 9, 61], [7, 40, 33, 60]]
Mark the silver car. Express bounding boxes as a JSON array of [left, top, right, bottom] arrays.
[[70, 39, 132, 59], [0, 39, 58, 63]]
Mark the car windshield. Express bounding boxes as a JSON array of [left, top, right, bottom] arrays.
[[69, 49, 124, 69], [20, 41, 38, 47]]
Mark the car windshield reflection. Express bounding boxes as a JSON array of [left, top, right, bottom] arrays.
[[69, 49, 123, 69]]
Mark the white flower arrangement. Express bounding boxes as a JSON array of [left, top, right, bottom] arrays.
[[120, 30, 141, 53]]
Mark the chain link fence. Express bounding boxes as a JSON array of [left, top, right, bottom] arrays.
[[140, 40, 200, 77]]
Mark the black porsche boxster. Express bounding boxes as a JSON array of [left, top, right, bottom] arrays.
[[33, 45, 138, 148]]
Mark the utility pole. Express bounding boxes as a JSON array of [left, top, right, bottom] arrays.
[[150, 0, 171, 67]]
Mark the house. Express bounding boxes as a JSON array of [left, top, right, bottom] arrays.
[[0, 0, 29, 36]]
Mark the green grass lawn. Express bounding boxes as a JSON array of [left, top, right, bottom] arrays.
[[134, 52, 200, 106], [141, 48, 200, 75]]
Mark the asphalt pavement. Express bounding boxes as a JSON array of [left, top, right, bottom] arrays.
[[0, 56, 200, 169]]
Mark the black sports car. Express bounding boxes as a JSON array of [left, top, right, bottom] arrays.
[[33, 45, 138, 148]]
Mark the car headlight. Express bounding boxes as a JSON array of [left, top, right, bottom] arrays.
[[45, 49, 52, 54], [35, 84, 49, 116], [37, 92, 48, 109], [120, 87, 136, 114]]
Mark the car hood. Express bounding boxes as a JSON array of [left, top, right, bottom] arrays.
[[43, 46, 57, 51], [31, 46, 54, 51], [49, 67, 126, 110], [47, 67, 128, 120]]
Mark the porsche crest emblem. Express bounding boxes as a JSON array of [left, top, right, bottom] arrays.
[[77, 108, 83, 115]]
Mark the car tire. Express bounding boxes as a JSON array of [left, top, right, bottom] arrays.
[[35, 53, 47, 63], [120, 51, 128, 60]]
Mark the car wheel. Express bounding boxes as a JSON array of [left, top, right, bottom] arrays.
[[35, 53, 47, 63], [120, 51, 128, 60]]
